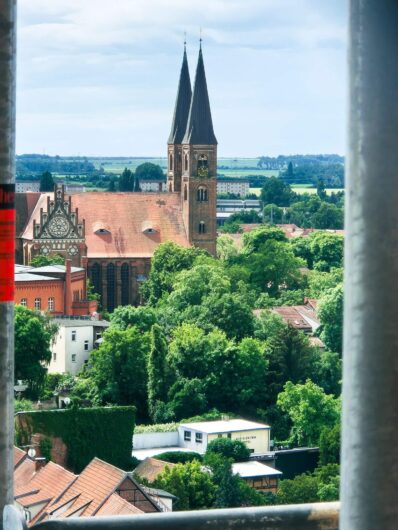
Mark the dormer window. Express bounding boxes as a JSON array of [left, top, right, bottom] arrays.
[[97, 228, 109, 234], [93, 222, 111, 235], [142, 221, 159, 234]]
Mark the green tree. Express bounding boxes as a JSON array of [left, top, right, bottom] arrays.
[[277, 380, 341, 446], [276, 473, 320, 504], [309, 232, 344, 272], [108, 178, 116, 192], [263, 204, 283, 224], [242, 225, 287, 255], [306, 268, 343, 298], [316, 178, 327, 200], [40, 171, 54, 192], [154, 460, 216, 511], [168, 377, 208, 420], [141, 242, 205, 304], [147, 324, 169, 420], [119, 168, 133, 191], [110, 305, 157, 332], [216, 235, 239, 261], [206, 438, 250, 462], [319, 423, 341, 466], [310, 349, 342, 396], [318, 284, 343, 354], [312, 203, 343, 230], [14, 306, 56, 397], [260, 176, 293, 206], [88, 327, 150, 420], [135, 162, 165, 181], [30, 254, 64, 267]]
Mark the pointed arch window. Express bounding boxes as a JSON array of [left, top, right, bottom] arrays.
[[184, 154, 189, 171], [107, 263, 115, 312], [121, 263, 129, 306], [169, 153, 173, 171], [197, 154, 209, 177], [197, 186, 208, 202], [184, 185, 188, 201], [199, 221, 206, 234], [89, 262, 102, 299]]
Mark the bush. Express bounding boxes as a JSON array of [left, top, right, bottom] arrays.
[[206, 438, 251, 462], [134, 422, 178, 434], [153, 451, 203, 464]]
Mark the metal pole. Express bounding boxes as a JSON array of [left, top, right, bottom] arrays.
[[0, 1, 16, 529], [342, 1, 398, 529]]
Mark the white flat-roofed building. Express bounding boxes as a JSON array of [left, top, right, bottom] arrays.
[[15, 181, 40, 193], [217, 178, 250, 196], [139, 179, 167, 192], [178, 419, 271, 455], [232, 461, 282, 493], [49, 318, 109, 376]]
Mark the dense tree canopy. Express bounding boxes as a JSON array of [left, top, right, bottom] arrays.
[[260, 177, 294, 207], [135, 162, 164, 181], [39, 171, 54, 192]]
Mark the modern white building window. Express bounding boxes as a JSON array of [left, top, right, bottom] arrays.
[[95, 332, 102, 340], [53, 352, 57, 361], [48, 297, 54, 311], [71, 354, 76, 363], [184, 430, 191, 441], [195, 432, 203, 444], [71, 330, 76, 341], [34, 298, 41, 310], [20, 298, 27, 307], [84, 340, 89, 351]]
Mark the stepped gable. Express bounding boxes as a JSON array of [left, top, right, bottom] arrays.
[[182, 45, 217, 145], [168, 44, 192, 144]]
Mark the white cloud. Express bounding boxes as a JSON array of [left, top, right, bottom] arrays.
[[16, 0, 348, 156]]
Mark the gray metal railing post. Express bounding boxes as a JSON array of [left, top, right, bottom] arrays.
[[0, 1, 16, 530], [342, 1, 398, 529]]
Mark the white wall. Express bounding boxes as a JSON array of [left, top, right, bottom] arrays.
[[49, 325, 95, 375], [178, 427, 208, 454], [133, 431, 179, 450]]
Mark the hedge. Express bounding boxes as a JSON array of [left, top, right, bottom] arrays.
[[16, 406, 135, 473]]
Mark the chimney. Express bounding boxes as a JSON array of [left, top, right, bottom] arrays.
[[34, 457, 46, 472], [65, 259, 72, 315]]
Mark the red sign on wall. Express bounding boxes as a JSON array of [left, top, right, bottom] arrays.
[[0, 183, 15, 302]]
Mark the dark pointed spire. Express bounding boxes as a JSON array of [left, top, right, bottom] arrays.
[[182, 45, 217, 145], [168, 44, 192, 144]]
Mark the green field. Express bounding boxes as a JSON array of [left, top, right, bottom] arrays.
[[250, 187, 344, 197]]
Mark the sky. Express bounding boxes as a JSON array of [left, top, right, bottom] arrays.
[[17, 0, 348, 158]]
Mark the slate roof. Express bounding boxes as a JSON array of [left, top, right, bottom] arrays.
[[182, 46, 217, 145], [134, 458, 176, 483], [168, 45, 192, 144]]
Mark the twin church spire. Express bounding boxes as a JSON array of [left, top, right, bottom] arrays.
[[168, 43, 217, 146]]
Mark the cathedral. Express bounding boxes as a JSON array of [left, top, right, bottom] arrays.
[[15, 44, 218, 311]]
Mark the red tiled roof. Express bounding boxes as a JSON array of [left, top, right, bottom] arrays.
[[21, 192, 190, 258], [14, 458, 36, 493], [134, 458, 176, 483], [15, 461, 76, 502], [96, 494, 144, 516], [47, 457, 125, 518], [14, 447, 27, 469]]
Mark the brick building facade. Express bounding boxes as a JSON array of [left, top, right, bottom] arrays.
[[15, 45, 217, 311]]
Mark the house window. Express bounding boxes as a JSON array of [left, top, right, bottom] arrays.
[[71, 354, 76, 363], [84, 340, 89, 351], [34, 298, 41, 310], [96, 332, 102, 340], [48, 297, 54, 311], [71, 330, 76, 341], [53, 352, 56, 361], [195, 432, 203, 444], [20, 298, 27, 307], [198, 221, 206, 234], [197, 186, 208, 202], [227, 433, 232, 439], [184, 430, 191, 442]]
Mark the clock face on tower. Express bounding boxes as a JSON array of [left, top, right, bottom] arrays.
[[48, 216, 69, 238]]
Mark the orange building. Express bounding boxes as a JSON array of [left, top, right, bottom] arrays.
[[14, 260, 97, 317]]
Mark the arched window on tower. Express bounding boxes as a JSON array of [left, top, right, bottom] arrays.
[[197, 154, 208, 177], [184, 185, 188, 201], [169, 153, 173, 171], [198, 221, 206, 234], [184, 154, 189, 171], [121, 263, 129, 306], [197, 186, 208, 202]]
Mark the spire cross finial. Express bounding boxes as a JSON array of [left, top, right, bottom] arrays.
[[184, 31, 187, 49], [199, 27, 202, 48]]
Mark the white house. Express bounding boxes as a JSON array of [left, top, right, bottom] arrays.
[[49, 318, 109, 376], [178, 419, 271, 455], [217, 178, 250, 196]]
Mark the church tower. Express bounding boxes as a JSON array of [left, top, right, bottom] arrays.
[[180, 44, 217, 256], [167, 43, 192, 193]]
